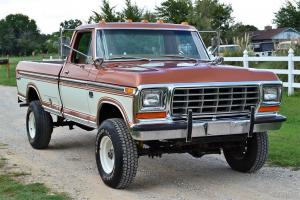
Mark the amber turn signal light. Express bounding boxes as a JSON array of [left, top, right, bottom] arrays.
[[258, 105, 280, 113], [136, 112, 167, 119], [124, 87, 136, 95]]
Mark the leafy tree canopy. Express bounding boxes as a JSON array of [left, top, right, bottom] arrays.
[[155, 0, 193, 24], [225, 23, 258, 44], [274, 1, 300, 30], [120, 0, 144, 21], [143, 10, 157, 22], [0, 14, 47, 56], [60, 19, 82, 30], [89, 0, 119, 23], [190, 0, 233, 31]]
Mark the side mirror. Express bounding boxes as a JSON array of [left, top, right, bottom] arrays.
[[216, 57, 224, 64], [212, 56, 224, 65], [93, 58, 104, 69], [62, 45, 70, 58], [61, 37, 71, 58]]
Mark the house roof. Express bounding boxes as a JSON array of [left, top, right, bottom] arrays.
[[250, 28, 290, 41]]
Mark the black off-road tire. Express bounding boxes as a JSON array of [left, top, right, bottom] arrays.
[[26, 101, 53, 149], [95, 118, 138, 189], [223, 132, 268, 173]]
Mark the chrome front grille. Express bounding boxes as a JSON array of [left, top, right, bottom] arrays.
[[172, 85, 260, 117]]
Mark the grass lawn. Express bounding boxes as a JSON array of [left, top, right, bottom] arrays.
[[0, 157, 68, 200], [268, 91, 300, 168], [0, 55, 59, 86]]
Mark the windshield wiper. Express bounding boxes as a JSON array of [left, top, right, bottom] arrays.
[[109, 56, 151, 61], [158, 55, 208, 62]]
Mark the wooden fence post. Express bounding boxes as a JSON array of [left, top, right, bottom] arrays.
[[243, 49, 249, 68], [6, 63, 10, 79], [288, 48, 294, 96]]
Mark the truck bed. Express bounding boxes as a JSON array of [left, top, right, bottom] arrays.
[[16, 60, 64, 112]]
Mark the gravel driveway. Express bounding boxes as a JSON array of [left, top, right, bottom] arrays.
[[0, 86, 299, 200]]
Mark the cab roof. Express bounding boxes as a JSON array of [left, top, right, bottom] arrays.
[[76, 22, 197, 31]]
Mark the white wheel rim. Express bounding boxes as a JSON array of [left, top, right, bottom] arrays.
[[100, 136, 115, 174], [28, 112, 36, 139]]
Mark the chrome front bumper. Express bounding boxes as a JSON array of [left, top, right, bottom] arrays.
[[130, 115, 286, 141]]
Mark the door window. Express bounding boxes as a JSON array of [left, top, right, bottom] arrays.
[[72, 32, 92, 64]]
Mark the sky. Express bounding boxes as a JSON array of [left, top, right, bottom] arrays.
[[0, 0, 287, 34]]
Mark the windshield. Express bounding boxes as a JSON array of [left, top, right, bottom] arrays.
[[96, 29, 209, 61]]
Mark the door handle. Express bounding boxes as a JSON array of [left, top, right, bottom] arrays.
[[89, 91, 94, 98], [64, 70, 69, 75]]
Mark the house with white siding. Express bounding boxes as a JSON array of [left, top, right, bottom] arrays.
[[249, 26, 300, 54]]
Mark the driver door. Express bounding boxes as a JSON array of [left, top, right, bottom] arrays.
[[60, 30, 95, 124]]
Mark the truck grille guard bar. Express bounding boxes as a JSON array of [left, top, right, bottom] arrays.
[[185, 106, 259, 142]]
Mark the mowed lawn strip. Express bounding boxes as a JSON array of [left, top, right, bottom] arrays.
[[0, 55, 58, 86], [0, 157, 68, 200], [268, 91, 300, 168]]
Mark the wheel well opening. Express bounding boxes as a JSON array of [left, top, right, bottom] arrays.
[[27, 87, 39, 103], [98, 103, 124, 126]]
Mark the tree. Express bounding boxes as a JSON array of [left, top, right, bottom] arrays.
[[89, 0, 119, 23], [226, 23, 258, 44], [101, 0, 119, 22], [190, 0, 233, 31], [120, 0, 143, 22], [143, 10, 157, 22], [0, 14, 45, 56], [155, 0, 193, 24], [60, 19, 82, 30], [59, 19, 82, 47], [274, 1, 300, 30], [89, 11, 102, 23], [188, 0, 233, 46], [45, 32, 60, 54]]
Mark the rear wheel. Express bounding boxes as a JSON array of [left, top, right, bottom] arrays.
[[223, 132, 268, 173], [95, 118, 138, 189], [26, 101, 53, 149]]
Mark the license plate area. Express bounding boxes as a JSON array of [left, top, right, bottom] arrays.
[[207, 121, 250, 136]]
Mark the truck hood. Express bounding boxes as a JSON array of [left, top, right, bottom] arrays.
[[96, 61, 279, 87]]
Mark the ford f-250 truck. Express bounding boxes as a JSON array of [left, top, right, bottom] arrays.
[[16, 21, 286, 189]]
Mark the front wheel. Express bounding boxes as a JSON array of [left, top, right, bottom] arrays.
[[223, 132, 268, 173], [95, 118, 138, 189]]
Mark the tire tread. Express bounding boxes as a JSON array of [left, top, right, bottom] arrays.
[[110, 118, 138, 189], [27, 101, 53, 149], [224, 132, 268, 173]]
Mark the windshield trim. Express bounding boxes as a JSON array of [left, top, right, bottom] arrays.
[[95, 28, 210, 62], [196, 31, 211, 60]]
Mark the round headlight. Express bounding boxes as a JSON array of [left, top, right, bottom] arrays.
[[263, 87, 279, 101]]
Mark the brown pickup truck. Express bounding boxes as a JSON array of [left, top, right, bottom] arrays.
[[16, 21, 286, 189]]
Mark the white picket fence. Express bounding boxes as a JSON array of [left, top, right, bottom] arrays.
[[223, 48, 300, 96]]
